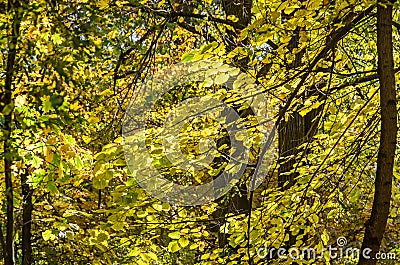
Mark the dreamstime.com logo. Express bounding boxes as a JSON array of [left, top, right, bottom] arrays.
[[122, 60, 276, 206], [257, 237, 397, 261]]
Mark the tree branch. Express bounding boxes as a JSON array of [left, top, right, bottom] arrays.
[[329, 67, 400, 94], [358, 1, 397, 263]]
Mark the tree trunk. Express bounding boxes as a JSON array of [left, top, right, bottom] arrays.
[[278, 112, 304, 188], [220, 0, 253, 213], [357, 1, 397, 264], [209, 0, 254, 249], [278, 3, 312, 189], [21, 169, 33, 265], [3, 1, 23, 264]]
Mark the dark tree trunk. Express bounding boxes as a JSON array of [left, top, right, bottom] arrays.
[[209, 0, 254, 249], [278, 112, 305, 188], [278, 3, 303, 188], [21, 169, 33, 265], [220, 0, 253, 214], [221, 0, 252, 30], [278, 89, 323, 188], [358, 1, 397, 264], [3, 1, 23, 264]]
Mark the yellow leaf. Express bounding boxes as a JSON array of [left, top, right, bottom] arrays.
[[136, 211, 147, 218], [199, 242, 205, 251], [42, 230, 56, 241], [70, 101, 81, 111], [111, 221, 125, 231], [179, 237, 189, 248], [162, 203, 170, 211], [98, 0, 108, 9], [45, 146, 54, 163], [89, 117, 100, 123], [321, 230, 329, 245], [190, 243, 199, 250], [152, 203, 163, 211], [178, 209, 187, 218], [270, 11, 280, 21], [157, 0, 166, 6], [58, 162, 64, 179], [203, 78, 213, 87], [129, 248, 140, 256], [82, 135, 91, 144], [147, 252, 158, 261], [168, 231, 180, 239], [227, 15, 239, 22], [100, 88, 113, 96]]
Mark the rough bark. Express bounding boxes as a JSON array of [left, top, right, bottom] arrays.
[[278, 2, 320, 189], [278, 90, 323, 188], [278, 112, 304, 187], [220, 0, 253, 213], [221, 0, 252, 30], [209, 0, 254, 249], [21, 169, 33, 265], [276, 6, 375, 191], [358, 1, 397, 264]]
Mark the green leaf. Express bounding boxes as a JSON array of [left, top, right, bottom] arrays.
[[43, 99, 53, 113], [51, 33, 63, 45], [93, 170, 113, 189], [182, 52, 196, 62], [74, 156, 83, 169], [93, 176, 109, 189], [168, 241, 181, 252], [46, 181, 58, 194], [2, 103, 14, 115]]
